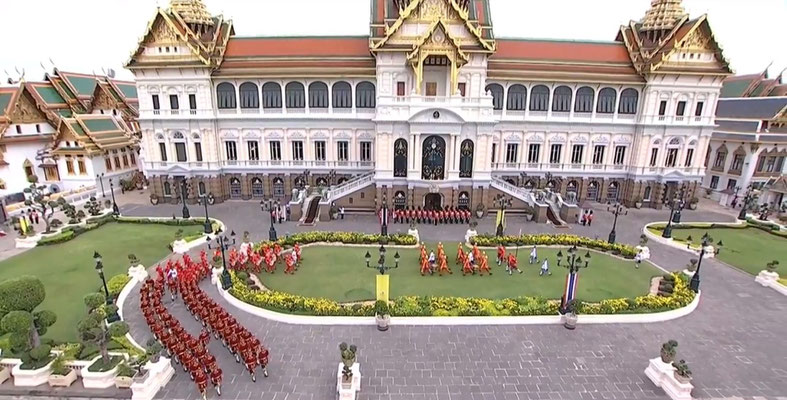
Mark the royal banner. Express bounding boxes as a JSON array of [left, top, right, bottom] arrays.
[[376, 274, 390, 303]]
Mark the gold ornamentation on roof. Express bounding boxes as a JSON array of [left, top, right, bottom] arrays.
[[170, 0, 214, 26], [640, 0, 687, 31]]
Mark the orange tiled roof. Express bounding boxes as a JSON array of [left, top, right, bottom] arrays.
[[492, 39, 633, 64], [224, 37, 372, 58]]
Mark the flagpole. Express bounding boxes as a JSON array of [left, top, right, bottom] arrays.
[[514, 228, 521, 259]]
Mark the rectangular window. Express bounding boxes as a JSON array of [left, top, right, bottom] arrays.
[[104, 157, 112, 171], [77, 157, 86, 175], [396, 81, 405, 96], [360, 141, 372, 162], [766, 156, 776, 172], [114, 156, 121, 170], [694, 102, 704, 117], [658, 100, 667, 116], [314, 141, 326, 161], [169, 94, 179, 110], [175, 142, 187, 162], [159, 142, 167, 161], [269, 141, 282, 161], [337, 141, 349, 161], [122, 154, 129, 167], [527, 143, 540, 164], [730, 154, 743, 171], [614, 146, 626, 165], [726, 178, 737, 191], [665, 148, 678, 167], [649, 148, 658, 167], [425, 82, 437, 97], [571, 144, 584, 164], [710, 175, 719, 189], [189, 94, 197, 110], [292, 141, 304, 161], [592, 145, 605, 165], [44, 166, 58, 181], [66, 158, 74, 174], [129, 152, 136, 165], [35, 124, 41, 133], [756, 156, 765, 172], [505, 143, 519, 164], [152, 95, 160, 110], [15, 125, 21, 134], [458, 82, 466, 97], [777, 156, 785, 172], [676, 101, 686, 116], [685, 148, 694, 167], [549, 144, 562, 164], [714, 152, 726, 168], [248, 141, 260, 161], [491, 143, 497, 163], [194, 143, 203, 162], [225, 141, 237, 161]]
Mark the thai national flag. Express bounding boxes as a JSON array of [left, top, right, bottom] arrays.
[[379, 207, 389, 226], [563, 272, 579, 303]]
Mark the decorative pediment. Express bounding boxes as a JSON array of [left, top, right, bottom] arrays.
[[334, 131, 352, 139], [592, 135, 610, 144], [9, 90, 48, 124], [613, 135, 632, 144], [266, 130, 283, 139], [219, 129, 239, 139], [311, 130, 328, 139], [527, 134, 545, 142], [571, 135, 589, 144], [289, 130, 305, 139], [358, 131, 375, 140], [549, 134, 567, 143], [91, 85, 119, 111]]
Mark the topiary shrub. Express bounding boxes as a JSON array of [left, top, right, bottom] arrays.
[[77, 292, 129, 366], [107, 274, 132, 298], [0, 276, 57, 355]]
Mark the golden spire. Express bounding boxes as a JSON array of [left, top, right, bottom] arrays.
[[170, 0, 214, 26], [640, 0, 687, 32]]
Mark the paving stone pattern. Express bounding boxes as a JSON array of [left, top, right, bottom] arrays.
[[111, 196, 786, 400]]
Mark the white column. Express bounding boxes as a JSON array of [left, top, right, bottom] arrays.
[[453, 136, 461, 172]]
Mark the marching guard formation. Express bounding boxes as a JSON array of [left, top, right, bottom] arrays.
[[393, 206, 471, 225], [142, 251, 271, 399]]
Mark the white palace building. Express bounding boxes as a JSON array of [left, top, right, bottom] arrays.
[[127, 0, 733, 221]]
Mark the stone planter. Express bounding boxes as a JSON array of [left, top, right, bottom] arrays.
[[0, 366, 11, 385], [115, 374, 134, 389], [131, 357, 175, 400], [563, 313, 577, 330], [634, 202, 643, 209], [688, 203, 698, 210], [375, 314, 390, 331], [475, 210, 484, 219], [171, 239, 188, 254], [682, 269, 695, 278], [11, 359, 54, 387], [82, 358, 121, 389], [674, 372, 692, 384], [48, 369, 78, 387], [644, 357, 693, 400]]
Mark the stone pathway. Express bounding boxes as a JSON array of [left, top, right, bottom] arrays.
[[116, 195, 787, 400]]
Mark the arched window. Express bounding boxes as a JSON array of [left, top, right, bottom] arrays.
[[566, 180, 578, 202], [294, 177, 305, 189], [262, 82, 282, 109], [485, 83, 504, 110], [529, 85, 550, 111], [216, 83, 236, 109], [251, 178, 264, 198], [524, 179, 536, 189], [172, 132, 185, 140], [308, 82, 328, 108], [607, 181, 619, 201], [587, 180, 600, 201], [459, 139, 474, 178], [575, 86, 594, 113], [506, 84, 527, 111], [332, 82, 352, 108], [393, 191, 407, 210], [315, 177, 328, 187], [618, 88, 639, 114], [163, 181, 172, 197], [597, 88, 617, 114], [356, 82, 376, 108], [393, 139, 408, 178], [458, 191, 470, 209], [285, 82, 305, 109], [272, 177, 285, 197], [643, 186, 652, 201], [239, 82, 259, 109], [198, 181, 206, 196], [552, 86, 572, 112], [229, 178, 242, 198]]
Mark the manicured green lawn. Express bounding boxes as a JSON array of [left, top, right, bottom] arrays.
[[258, 243, 662, 303], [659, 227, 787, 276], [0, 223, 182, 342]]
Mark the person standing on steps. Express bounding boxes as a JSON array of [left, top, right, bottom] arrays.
[[339, 206, 345, 220]]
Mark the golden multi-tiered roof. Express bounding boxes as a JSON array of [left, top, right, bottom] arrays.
[[170, 0, 214, 26], [640, 0, 687, 32]]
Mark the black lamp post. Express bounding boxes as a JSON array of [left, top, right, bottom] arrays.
[[737, 185, 754, 220], [179, 180, 190, 219], [365, 245, 400, 275], [556, 245, 591, 313], [519, 172, 528, 188], [606, 202, 627, 244], [109, 179, 119, 215], [327, 169, 337, 187], [689, 233, 722, 292], [209, 229, 236, 290], [96, 173, 106, 198], [493, 194, 513, 237], [263, 201, 277, 241], [200, 194, 212, 234], [661, 186, 686, 239], [300, 169, 311, 189], [93, 251, 120, 322], [380, 194, 389, 236]]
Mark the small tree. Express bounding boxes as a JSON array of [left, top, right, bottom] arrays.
[[84, 196, 102, 216], [22, 179, 59, 233], [767, 260, 780, 273], [128, 254, 140, 267], [0, 276, 57, 354], [77, 293, 129, 364]]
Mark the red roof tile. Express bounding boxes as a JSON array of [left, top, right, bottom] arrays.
[[224, 37, 372, 58], [493, 39, 632, 64]]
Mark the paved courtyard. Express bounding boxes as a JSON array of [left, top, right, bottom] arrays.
[[111, 193, 787, 400]]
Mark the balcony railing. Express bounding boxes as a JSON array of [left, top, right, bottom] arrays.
[[492, 162, 703, 176], [145, 160, 375, 170]]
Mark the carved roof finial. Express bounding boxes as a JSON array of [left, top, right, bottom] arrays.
[[170, 0, 214, 26], [640, 0, 687, 32]]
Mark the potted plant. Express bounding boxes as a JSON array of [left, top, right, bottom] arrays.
[[767, 260, 779, 273], [374, 300, 390, 331], [146, 339, 163, 363], [660, 340, 678, 363], [563, 299, 579, 330], [688, 197, 699, 210], [338, 342, 357, 390], [0, 362, 11, 385], [672, 359, 692, 383], [114, 362, 136, 388], [633, 196, 643, 209], [475, 203, 485, 219], [639, 234, 648, 246], [47, 355, 77, 387]]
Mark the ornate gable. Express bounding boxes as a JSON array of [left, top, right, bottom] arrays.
[[8, 90, 48, 124], [127, 10, 207, 67]]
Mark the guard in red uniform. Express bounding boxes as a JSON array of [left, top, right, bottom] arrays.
[[508, 253, 522, 274], [243, 348, 258, 381], [497, 244, 506, 266], [194, 368, 209, 399], [199, 328, 210, 347], [257, 345, 270, 377], [210, 367, 223, 395]]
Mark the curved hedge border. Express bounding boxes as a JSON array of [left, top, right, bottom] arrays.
[[470, 233, 639, 259], [229, 270, 694, 317], [648, 220, 787, 240], [252, 231, 418, 250]]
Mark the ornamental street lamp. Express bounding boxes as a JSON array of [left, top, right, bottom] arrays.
[[493, 194, 513, 237], [606, 202, 627, 244], [737, 185, 755, 220], [262, 200, 277, 241], [689, 233, 722, 292], [179, 179, 190, 219], [93, 251, 120, 322], [556, 245, 591, 313], [109, 179, 120, 215], [208, 229, 236, 290], [365, 245, 400, 275], [300, 169, 311, 189], [380, 194, 389, 236], [327, 169, 337, 187], [200, 194, 213, 234], [662, 186, 686, 239], [96, 173, 106, 198]]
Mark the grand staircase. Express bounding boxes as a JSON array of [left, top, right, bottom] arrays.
[[320, 171, 375, 205], [301, 195, 322, 225], [490, 176, 538, 208]]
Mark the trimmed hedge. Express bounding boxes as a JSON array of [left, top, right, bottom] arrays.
[[36, 215, 217, 246], [107, 274, 132, 298], [253, 231, 418, 250], [649, 221, 787, 239], [471, 234, 639, 259]]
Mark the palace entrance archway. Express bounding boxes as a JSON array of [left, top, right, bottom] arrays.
[[424, 193, 443, 210], [422, 135, 446, 180]]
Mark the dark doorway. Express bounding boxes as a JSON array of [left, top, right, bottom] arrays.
[[424, 193, 442, 210], [422, 135, 446, 180]]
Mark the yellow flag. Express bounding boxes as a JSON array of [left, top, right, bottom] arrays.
[[19, 216, 28, 235], [376, 274, 390, 303], [496, 209, 506, 231]]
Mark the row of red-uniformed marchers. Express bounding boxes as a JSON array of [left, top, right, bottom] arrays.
[[141, 251, 270, 399], [388, 207, 472, 225], [418, 243, 534, 277]]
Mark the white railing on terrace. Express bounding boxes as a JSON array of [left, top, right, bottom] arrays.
[[142, 107, 376, 118], [490, 176, 537, 207], [322, 171, 376, 203], [145, 160, 375, 170]]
